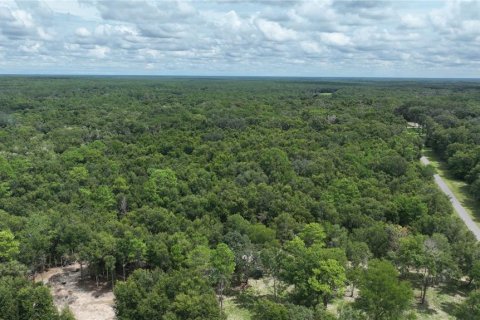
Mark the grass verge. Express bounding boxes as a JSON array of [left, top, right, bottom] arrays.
[[423, 148, 480, 225]]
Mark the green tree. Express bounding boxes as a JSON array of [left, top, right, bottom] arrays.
[[346, 241, 372, 297], [394, 234, 424, 276], [0, 229, 20, 262], [210, 243, 235, 311], [0, 276, 60, 320], [114, 269, 223, 320], [253, 299, 288, 320], [260, 246, 284, 300], [468, 260, 480, 287], [104, 255, 116, 288], [281, 236, 347, 306], [419, 234, 456, 304], [308, 259, 346, 308], [259, 148, 294, 184], [299, 223, 326, 247], [355, 259, 413, 320], [144, 168, 179, 207]]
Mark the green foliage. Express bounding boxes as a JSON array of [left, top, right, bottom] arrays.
[[456, 290, 480, 320], [399, 98, 480, 200], [253, 299, 289, 320], [299, 223, 326, 247], [59, 307, 76, 320], [355, 259, 413, 320], [210, 243, 235, 309], [259, 148, 294, 184], [307, 259, 346, 307], [0, 77, 477, 318], [114, 269, 224, 320], [0, 276, 60, 320], [144, 168, 179, 207], [281, 235, 347, 307], [0, 230, 19, 262]]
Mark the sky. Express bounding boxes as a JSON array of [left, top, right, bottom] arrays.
[[0, 0, 479, 77]]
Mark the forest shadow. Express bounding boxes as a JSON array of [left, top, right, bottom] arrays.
[[414, 301, 437, 316], [458, 184, 480, 223], [405, 272, 466, 318], [440, 301, 460, 317]]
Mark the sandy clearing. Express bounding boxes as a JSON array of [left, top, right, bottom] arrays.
[[36, 263, 115, 320]]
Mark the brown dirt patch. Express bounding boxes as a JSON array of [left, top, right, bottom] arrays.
[[36, 263, 115, 320]]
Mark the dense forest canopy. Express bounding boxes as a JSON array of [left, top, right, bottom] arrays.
[[0, 77, 479, 320]]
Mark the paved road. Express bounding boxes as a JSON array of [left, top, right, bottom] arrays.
[[421, 156, 480, 241]]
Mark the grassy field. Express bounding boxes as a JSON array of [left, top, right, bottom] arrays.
[[423, 148, 480, 226], [224, 297, 252, 320], [412, 283, 467, 320], [330, 281, 467, 320], [224, 275, 470, 320]]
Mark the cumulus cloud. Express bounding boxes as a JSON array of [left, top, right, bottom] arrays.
[[0, 0, 478, 76], [75, 27, 91, 37], [88, 45, 110, 58], [256, 19, 298, 42], [400, 14, 426, 29], [320, 32, 351, 47]]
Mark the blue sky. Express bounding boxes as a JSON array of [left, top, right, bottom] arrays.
[[0, 0, 479, 77]]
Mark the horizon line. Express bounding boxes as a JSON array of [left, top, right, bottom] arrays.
[[1, 73, 480, 81]]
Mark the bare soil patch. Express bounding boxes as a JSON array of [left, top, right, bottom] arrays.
[[35, 263, 115, 320]]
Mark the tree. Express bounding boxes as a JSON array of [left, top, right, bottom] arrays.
[[299, 223, 326, 247], [144, 168, 179, 207], [104, 255, 116, 288], [117, 230, 147, 280], [355, 259, 413, 320], [210, 243, 235, 311], [471, 178, 480, 201], [260, 246, 284, 300], [0, 229, 19, 262], [114, 269, 224, 320], [273, 212, 299, 243], [20, 214, 54, 279], [281, 236, 347, 307], [0, 276, 60, 320], [394, 235, 424, 276], [468, 260, 480, 287], [346, 241, 371, 297], [307, 259, 346, 308], [223, 231, 255, 285], [418, 234, 456, 304], [259, 148, 294, 184], [253, 299, 289, 320]]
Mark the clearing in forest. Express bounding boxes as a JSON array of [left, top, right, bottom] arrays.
[[36, 263, 115, 320]]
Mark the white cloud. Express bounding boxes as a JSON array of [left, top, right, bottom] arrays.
[[320, 32, 351, 47], [88, 45, 110, 58], [20, 41, 41, 53], [400, 14, 426, 29], [300, 41, 322, 54], [256, 19, 298, 42], [0, 0, 478, 76], [75, 27, 91, 37]]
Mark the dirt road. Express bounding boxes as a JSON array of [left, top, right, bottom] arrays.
[[421, 156, 480, 241], [36, 263, 115, 320]]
